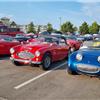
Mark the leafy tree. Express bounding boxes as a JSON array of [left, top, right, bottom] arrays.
[[89, 21, 99, 34], [47, 23, 53, 33], [27, 22, 36, 33], [73, 26, 78, 32], [79, 22, 89, 35], [60, 21, 76, 34]]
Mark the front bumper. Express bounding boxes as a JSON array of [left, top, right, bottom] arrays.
[[10, 57, 41, 64], [76, 64, 100, 74]]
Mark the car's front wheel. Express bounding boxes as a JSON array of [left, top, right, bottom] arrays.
[[67, 67, 77, 75], [41, 53, 52, 70]]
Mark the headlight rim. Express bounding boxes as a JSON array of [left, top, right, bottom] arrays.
[[10, 48, 15, 54], [97, 56, 100, 63], [76, 53, 83, 61], [35, 51, 40, 57]]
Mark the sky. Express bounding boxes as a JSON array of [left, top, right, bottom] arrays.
[[0, 0, 100, 29]]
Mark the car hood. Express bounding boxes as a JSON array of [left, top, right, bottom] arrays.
[[19, 42, 51, 51], [78, 48, 100, 56], [93, 42, 100, 47], [67, 39, 76, 44]]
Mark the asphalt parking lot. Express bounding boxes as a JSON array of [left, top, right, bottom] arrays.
[[0, 41, 100, 100]]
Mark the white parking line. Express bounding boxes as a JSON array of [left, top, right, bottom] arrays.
[[14, 61, 67, 90]]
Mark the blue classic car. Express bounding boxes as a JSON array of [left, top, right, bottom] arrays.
[[67, 47, 100, 76]]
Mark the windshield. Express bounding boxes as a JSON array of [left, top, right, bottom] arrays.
[[0, 37, 14, 42], [34, 36, 59, 44]]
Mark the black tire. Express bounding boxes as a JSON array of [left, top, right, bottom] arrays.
[[67, 67, 77, 75], [41, 53, 52, 70], [12, 60, 23, 66]]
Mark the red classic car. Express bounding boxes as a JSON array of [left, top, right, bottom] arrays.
[[51, 34, 82, 52], [0, 35, 20, 55], [10, 35, 70, 70], [63, 35, 82, 52]]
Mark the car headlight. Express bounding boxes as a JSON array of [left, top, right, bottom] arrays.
[[76, 53, 83, 61], [10, 48, 15, 54], [97, 56, 100, 63], [35, 51, 40, 57]]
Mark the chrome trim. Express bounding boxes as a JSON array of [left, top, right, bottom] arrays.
[[18, 51, 34, 59], [10, 57, 41, 64], [98, 56, 100, 63], [77, 64, 100, 74]]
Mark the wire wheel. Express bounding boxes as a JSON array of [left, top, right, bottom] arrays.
[[41, 53, 52, 70]]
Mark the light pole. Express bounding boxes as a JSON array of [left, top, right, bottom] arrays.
[[59, 17, 61, 30]]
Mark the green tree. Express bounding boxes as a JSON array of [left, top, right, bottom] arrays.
[[27, 22, 36, 33], [79, 22, 89, 35], [47, 23, 53, 33], [89, 21, 99, 34], [60, 21, 76, 34]]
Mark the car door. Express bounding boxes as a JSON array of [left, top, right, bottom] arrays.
[[4, 38, 20, 54], [50, 39, 62, 61], [0, 41, 8, 54], [58, 38, 69, 60]]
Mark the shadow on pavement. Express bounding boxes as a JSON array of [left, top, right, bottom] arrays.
[[0, 55, 10, 60], [49, 60, 67, 70]]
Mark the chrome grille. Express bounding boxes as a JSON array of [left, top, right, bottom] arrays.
[[77, 64, 99, 73], [18, 51, 34, 59]]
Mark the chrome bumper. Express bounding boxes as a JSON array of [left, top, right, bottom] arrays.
[[10, 57, 41, 64], [77, 64, 100, 73]]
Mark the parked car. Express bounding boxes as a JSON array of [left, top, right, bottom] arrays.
[[77, 36, 85, 42], [0, 35, 20, 55], [84, 34, 93, 41], [10, 35, 70, 70], [93, 38, 100, 47], [51, 31, 63, 35], [62, 35, 82, 52], [14, 34, 31, 42], [39, 31, 51, 35], [67, 45, 100, 76]]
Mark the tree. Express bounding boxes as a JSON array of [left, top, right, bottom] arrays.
[[60, 21, 76, 34], [27, 22, 36, 33], [47, 23, 53, 33], [89, 21, 99, 34], [73, 26, 78, 32], [79, 22, 89, 35]]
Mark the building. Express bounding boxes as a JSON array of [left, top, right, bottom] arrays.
[[0, 17, 19, 28], [20, 24, 47, 33], [0, 17, 23, 36]]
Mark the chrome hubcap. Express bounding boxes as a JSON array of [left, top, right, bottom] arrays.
[[44, 56, 51, 68]]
